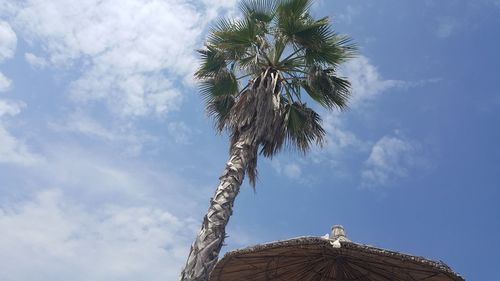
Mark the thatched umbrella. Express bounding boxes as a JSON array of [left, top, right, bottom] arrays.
[[209, 225, 464, 281]]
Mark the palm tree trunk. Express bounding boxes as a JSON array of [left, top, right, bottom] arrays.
[[180, 132, 255, 281]]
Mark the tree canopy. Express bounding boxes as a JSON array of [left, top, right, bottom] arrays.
[[196, 0, 356, 185]]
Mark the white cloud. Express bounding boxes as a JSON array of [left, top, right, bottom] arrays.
[[7, 0, 236, 116], [201, 0, 238, 20], [341, 55, 440, 108], [0, 119, 221, 280], [0, 20, 16, 62], [0, 133, 217, 280], [0, 100, 42, 165], [305, 57, 438, 184], [361, 135, 422, 188], [30, 145, 194, 206], [24, 52, 47, 68], [341, 55, 403, 107], [49, 111, 155, 156], [168, 121, 193, 144], [0, 189, 197, 281], [0, 72, 11, 92], [317, 56, 419, 161], [270, 159, 304, 180], [270, 158, 283, 174], [0, 124, 42, 165], [284, 163, 302, 179], [0, 99, 23, 116], [321, 110, 368, 155], [52, 112, 117, 140], [0, 21, 16, 92]]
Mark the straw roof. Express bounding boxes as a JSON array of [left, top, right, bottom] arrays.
[[209, 233, 464, 281]]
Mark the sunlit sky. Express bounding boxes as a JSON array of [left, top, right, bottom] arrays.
[[1, 0, 499, 280]]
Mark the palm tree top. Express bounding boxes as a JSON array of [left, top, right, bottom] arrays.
[[196, 0, 357, 185]]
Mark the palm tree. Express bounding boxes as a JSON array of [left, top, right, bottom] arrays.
[[180, 0, 356, 280]]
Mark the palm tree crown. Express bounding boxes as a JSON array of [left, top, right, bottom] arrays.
[[181, 1, 356, 279], [196, 0, 356, 186]]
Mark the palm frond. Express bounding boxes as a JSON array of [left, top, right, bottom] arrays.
[[304, 34, 357, 65], [277, 54, 306, 72], [196, 0, 356, 167], [195, 46, 227, 79], [200, 69, 238, 132], [271, 35, 287, 65], [240, 0, 277, 23], [238, 47, 267, 73], [277, 0, 313, 20], [200, 70, 239, 102], [276, 0, 314, 38], [282, 75, 304, 101], [303, 65, 350, 110], [334, 34, 358, 59], [207, 18, 261, 60], [291, 17, 331, 47], [207, 95, 236, 132], [284, 101, 325, 152]]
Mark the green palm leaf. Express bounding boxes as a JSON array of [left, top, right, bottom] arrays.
[[284, 101, 325, 152], [304, 35, 357, 65], [240, 0, 277, 23], [195, 46, 227, 79], [199, 70, 238, 99], [197, 0, 356, 154], [277, 0, 313, 25], [207, 95, 235, 132], [276, 0, 314, 40], [199, 69, 239, 132], [304, 65, 350, 109], [208, 17, 266, 61]]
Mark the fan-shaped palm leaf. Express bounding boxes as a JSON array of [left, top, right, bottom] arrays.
[[303, 65, 350, 109], [277, 0, 313, 35], [195, 46, 227, 79], [284, 101, 325, 152], [240, 0, 278, 23]]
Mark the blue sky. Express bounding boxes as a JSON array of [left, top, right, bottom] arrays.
[[0, 0, 499, 280]]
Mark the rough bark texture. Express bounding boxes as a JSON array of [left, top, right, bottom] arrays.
[[180, 73, 281, 281], [180, 132, 256, 281]]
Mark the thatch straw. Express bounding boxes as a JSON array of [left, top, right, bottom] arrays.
[[209, 236, 464, 281]]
